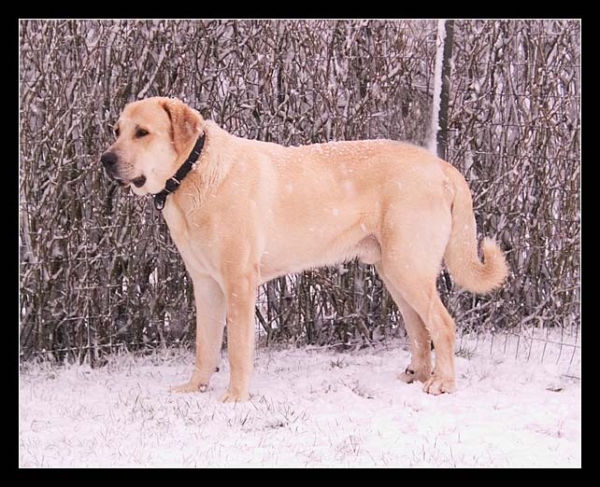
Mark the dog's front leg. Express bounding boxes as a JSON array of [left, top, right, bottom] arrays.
[[171, 276, 226, 393], [220, 272, 257, 403]]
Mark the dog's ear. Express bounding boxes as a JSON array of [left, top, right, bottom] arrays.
[[159, 98, 203, 156]]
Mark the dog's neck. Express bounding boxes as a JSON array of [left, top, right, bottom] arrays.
[[153, 134, 206, 211]]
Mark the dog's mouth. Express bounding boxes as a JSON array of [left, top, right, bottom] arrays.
[[107, 173, 146, 189], [111, 175, 129, 187], [131, 175, 146, 188]]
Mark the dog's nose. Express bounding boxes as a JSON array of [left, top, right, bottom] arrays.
[[101, 152, 118, 168]]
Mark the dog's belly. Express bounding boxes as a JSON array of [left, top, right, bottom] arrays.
[[258, 226, 382, 283]]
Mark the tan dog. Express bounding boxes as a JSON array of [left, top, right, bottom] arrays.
[[101, 97, 507, 402]]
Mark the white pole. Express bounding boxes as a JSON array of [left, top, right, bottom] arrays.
[[428, 19, 446, 156]]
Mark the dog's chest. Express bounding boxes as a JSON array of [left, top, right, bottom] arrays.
[[161, 202, 217, 278]]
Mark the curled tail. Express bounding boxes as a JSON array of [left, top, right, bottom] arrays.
[[443, 165, 508, 294]]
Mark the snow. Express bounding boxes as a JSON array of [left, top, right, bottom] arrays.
[[19, 336, 580, 468]]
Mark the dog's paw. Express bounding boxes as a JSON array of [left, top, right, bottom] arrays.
[[170, 382, 208, 393], [423, 376, 456, 395], [220, 389, 250, 403], [398, 366, 432, 384]]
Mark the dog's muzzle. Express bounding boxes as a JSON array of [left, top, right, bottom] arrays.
[[100, 152, 146, 188], [100, 151, 120, 180]]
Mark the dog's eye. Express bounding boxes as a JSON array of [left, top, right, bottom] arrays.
[[135, 128, 149, 139], [114, 127, 120, 138]]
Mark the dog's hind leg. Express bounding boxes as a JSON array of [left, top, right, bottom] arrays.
[[377, 205, 456, 394], [377, 265, 432, 384], [379, 256, 456, 394]]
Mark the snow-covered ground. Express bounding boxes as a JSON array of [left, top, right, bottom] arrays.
[[19, 335, 580, 468]]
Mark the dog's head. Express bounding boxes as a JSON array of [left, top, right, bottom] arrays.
[[101, 97, 203, 196]]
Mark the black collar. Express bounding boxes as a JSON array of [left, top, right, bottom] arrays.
[[153, 134, 206, 211]]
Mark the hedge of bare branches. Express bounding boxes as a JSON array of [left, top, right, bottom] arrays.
[[19, 20, 580, 363]]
